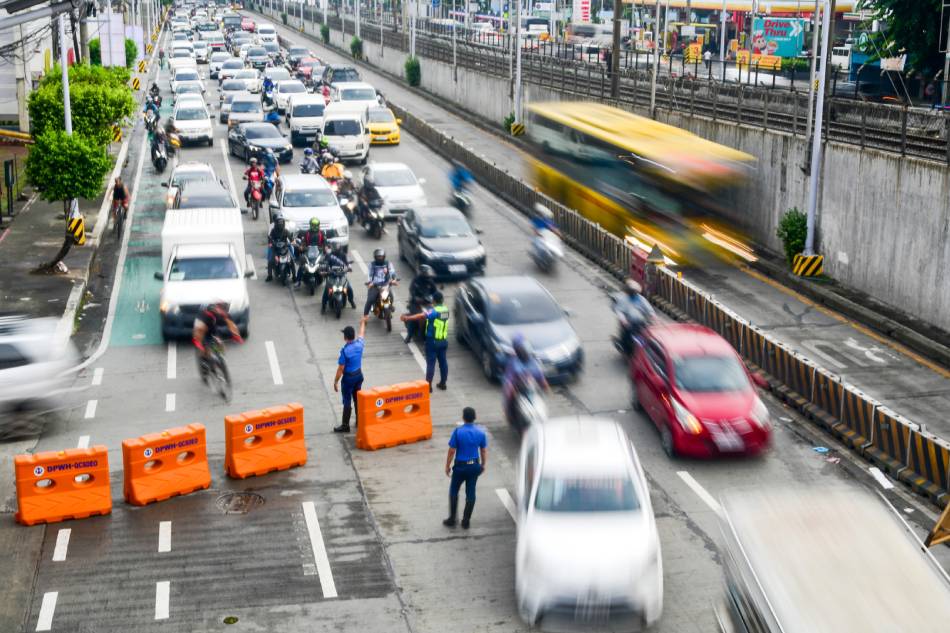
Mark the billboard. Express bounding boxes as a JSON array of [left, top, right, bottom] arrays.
[[572, 0, 591, 23], [751, 17, 805, 58]]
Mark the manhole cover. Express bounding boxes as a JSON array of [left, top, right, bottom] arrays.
[[216, 492, 265, 515]]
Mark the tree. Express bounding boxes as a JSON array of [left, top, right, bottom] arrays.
[[88, 37, 139, 69], [25, 130, 113, 270], [125, 38, 138, 69], [859, 0, 944, 74]]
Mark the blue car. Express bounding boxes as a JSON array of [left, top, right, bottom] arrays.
[[454, 276, 583, 383]]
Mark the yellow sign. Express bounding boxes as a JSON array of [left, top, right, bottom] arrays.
[[112, 125, 122, 143], [137, 60, 146, 73], [792, 253, 823, 277], [685, 43, 702, 63], [131, 77, 141, 90], [736, 50, 750, 67], [67, 215, 86, 245], [752, 54, 782, 70], [146, 44, 153, 54]]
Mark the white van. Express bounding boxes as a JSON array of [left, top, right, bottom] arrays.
[[157, 208, 251, 339], [321, 109, 369, 164], [286, 94, 326, 146], [257, 23, 278, 44]]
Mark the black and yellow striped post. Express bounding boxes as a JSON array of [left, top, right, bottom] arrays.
[[131, 77, 141, 91], [67, 214, 86, 246], [112, 125, 122, 143], [138, 60, 147, 73], [510, 122, 525, 136], [146, 43, 153, 54], [792, 253, 823, 277]]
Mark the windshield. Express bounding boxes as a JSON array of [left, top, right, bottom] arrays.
[[231, 100, 261, 113], [341, 88, 375, 101], [673, 355, 749, 393], [279, 82, 306, 93], [175, 71, 199, 81], [176, 107, 206, 120], [375, 169, 416, 187], [266, 69, 291, 81], [333, 68, 360, 82], [175, 84, 201, 95], [263, 43, 279, 52], [193, 42, 207, 50], [284, 189, 337, 207], [534, 476, 639, 512], [244, 126, 282, 139], [211, 53, 230, 62], [248, 47, 267, 57], [419, 215, 472, 239], [172, 50, 192, 58], [223, 59, 244, 69], [171, 169, 211, 188], [323, 119, 360, 136], [177, 189, 233, 208], [235, 70, 257, 79], [222, 80, 246, 91], [293, 103, 324, 117], [368, 109, 395, 123], [169, 257, 238, 281], [487, 288, 561, 325]]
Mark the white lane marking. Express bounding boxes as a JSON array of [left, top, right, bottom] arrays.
[[351, 249, 368, 276], [158, 521, 172, 553], [52, 529, 71, 562], [154, 581, 170, 620], [677, 471, 721, 513], [495, 488, 517, 522], [265, 340, 284, 385], [35, 592, 57, 631], [167, 342, 177, 380], [408, 341, 427, 372], [245, 253, 257, 280], [91, 367, 104, 386], [869, 466, 895, 490], [165, 393, 176, 412], [77, 435, 90, 449], [84, 399, 98, 419], [302, 501, 338, 599], [54, 284, 85, 347]]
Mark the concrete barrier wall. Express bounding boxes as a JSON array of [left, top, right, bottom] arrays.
[[279, 10, 950, 334]]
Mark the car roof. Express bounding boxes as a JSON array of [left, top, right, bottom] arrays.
[[175, 243, 232, 259], [231, 93, 260, 102], [277, 79, 305, 87], [537, 417, 634, 477], [222, 78, 247, 87], [368, 162, 411, 173], [179, 179, 228, 195], [288, 93, 324, 105], [412, 207, 465, 221], [280, 173, 333, 190], [172, 161, 214, 175], [334, 81, 373, 90], [241, 121, 278, 131], [471, 275, 546, 296], [648, 323, 736, 356]]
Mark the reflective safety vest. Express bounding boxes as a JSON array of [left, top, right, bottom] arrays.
[[427, 304, 449, 341]]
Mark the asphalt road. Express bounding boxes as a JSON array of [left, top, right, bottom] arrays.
[[0, 24, 947, 633]]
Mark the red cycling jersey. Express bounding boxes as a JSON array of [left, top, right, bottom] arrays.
[[245, 167, 264, 182]]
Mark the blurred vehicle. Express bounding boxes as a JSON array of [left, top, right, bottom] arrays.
[[270, 173, 349, 249], [171, 81, 205, 106], [516, 416, 663, 630], [208, 51, 232, 78], [286, 94, 325, 146], [237, 42, 255, 60], [163, 161, 217, 209], [172, 30, 192, 44], [170, 67, 205, 94], [226, 94, 264, 127], [221, 12, 242, 31], [172, 179, 236, 212], [0, 315, 78, 415], [261, 66, 292, 89], [168, 47, 198, 71], [274, 79, 307, 114], [262, 41, 283, 65], [329, 81, 380, 111], [227, 121, 293, 163], [360, 162, 425, 217], [321, 113, 369, 164], [217, 58, 246, 82], [219, 77, 249, 106], [295, 57, 322, 86], [246, 46, 270, 70], [241, 16, 255, 31], [167, 102, 214, 145], [397, 207, 483, 278], [192, 40, 209, 62], [525, 102, 755, 265], [630, 323, 771, 458], [454, 276, 582, 382], [233, 68, 261, 93], [205, 33, 227, 53], [286, 45, 310, 68], [195, 20, 218, 35], [319, 63, 360, 87], [366, 107, 401, 145], [257, 22, 278, 43], [716, 488, 950, 633]]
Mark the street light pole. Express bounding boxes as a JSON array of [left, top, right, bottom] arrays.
[[804, 0, 819, 148], [514, 0, 523, 124], [718, 0, 725, 65], [451, 0, 457, 82], [649, 0, 659, 117], [804, 0, 831, 257], [59, 13, 73, 134]]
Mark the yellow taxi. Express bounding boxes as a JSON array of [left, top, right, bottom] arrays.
[[367, 107, 402, 145]]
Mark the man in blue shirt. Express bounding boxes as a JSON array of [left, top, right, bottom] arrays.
[[400, 290, 449, 392], [333, 314, 369, 433], [363, 248, 398, 316], [444, 407, 488, 529]]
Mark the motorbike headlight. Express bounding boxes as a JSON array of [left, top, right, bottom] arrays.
[[671, 398, 703, 435]]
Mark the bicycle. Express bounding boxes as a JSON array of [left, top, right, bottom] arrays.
[[112, 199, 128, 240], [200, 337, 232, 402]]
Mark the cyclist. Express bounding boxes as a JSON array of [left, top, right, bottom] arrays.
[[111, 177, 130, 227], [191, 301, 243, 383]]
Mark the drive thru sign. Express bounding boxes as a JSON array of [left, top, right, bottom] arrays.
[[751, 17, 806, 58]]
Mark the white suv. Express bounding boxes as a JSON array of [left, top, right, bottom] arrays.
[[286, 94, 325, 146]]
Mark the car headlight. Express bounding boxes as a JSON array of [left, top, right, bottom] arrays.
[[247, 144, 262, 152], [750, 397, 770, 429], [671, 397, 703, 435]]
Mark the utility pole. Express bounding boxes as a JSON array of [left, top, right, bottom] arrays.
[[356, 0, 360, 38], [513, 0, 523, 124], [943, 9, 950, 103], [804, 0, 830, 257], [804, 0, 819, 148], [649, 0, 659, 117], [610, 0, 620, 97], [14, 24, 27, 132], [718, 0, 726, 66], [451, 0, 457, 81], [80, 2, 90, 67]]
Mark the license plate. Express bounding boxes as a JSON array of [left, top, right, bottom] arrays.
[[374, 135, 389, 141], [448, 264, 467, 274], [711, 429, 744, 452]]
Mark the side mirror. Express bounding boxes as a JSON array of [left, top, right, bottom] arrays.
[[153, 272, 164, 280], [563, 307, 573, 317]]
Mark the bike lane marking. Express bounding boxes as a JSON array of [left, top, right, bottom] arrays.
[[165, 393, 176, 412], [265, 340, 284, 385], [302, 501, 337, 599], [35, 591, 57, 631]]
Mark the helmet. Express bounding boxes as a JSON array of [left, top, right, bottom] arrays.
[[419, 264, 435, 278], [328, 145, 340, 157], [272, 212, 284, 227], [373, 248, 385, 264], [512, 334, 532, 362], [249, 157, 258, 165], [534, 203, 553, 220], [304, 147, 314, 156], [363, 174, 374, 187], [625, 280, 642, 296], [309, 217, 321, 231]]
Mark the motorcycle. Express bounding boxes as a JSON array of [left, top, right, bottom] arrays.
[[371, 282, 396, 331], [248, 179, 263, 220], [362, 198, 385, 239], [326, 264, 350, 319], [300, 159, 319, 175], [530, 229, 565, 273], [506, 375, 548, 432], [144, 109, 159, 133], [263, 87, 274, 106], [297, 245, 323, 295], [451, 188, 472, 216], [404, 294, 432, 343], [272, 239, 294, 286], [151, 136, 169, 173], [337, 191, 357, 226], [611, 294, 653, 357]]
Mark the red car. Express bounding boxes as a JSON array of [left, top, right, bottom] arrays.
[[241, 17, 255, 32], [630, 323, 771, 458], [295, 57, 320, 83]]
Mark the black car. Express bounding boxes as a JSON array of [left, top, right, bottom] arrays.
[[398, 207, 485, 278], [173, 179, 236, 210], [286, 46, 310, 68], [319, 64, 360, 86], [262, 42, 283, 65], [228, 122, 293, 163], [246, 46, 270, 70], [454, 276, 583, 383]]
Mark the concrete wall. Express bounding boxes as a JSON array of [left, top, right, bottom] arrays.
[[281, 10, 950, 334]]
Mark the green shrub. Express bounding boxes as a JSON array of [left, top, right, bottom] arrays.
[[350, 36, 363, 59], [124, 38, 137, 69], [776, 207, 808, 264], [783, 57, 808, 72], [404, 56, 421, 86], [281, 11, 288, 24], [502, 112, 515, 132], [321, 24, 330, 44], [89, 38, 101, 65]]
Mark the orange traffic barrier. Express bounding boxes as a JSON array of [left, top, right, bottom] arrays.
[[14, 446, 112, 526], [356, 380, 432, 451], [122, 423, 211, 506], [225, 403, 306, 478]]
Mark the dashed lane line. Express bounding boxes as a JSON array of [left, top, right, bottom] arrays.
[[77, 435, 90, 449], [167, 342, 177, 380], [158, 521, 172, 553], [351, 249, 368, 276], [676, 471, 721, 513], [265, 340, 284, 386], [91, 367, 103, 386], [302, 501, 338, 599], [52, 529, 71, 562], [154, 581, 170, 620], [35, 592, 57, 631], [165, 393, 176, 412], [83, 400, 97, 420]]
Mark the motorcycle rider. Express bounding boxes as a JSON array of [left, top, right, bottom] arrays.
[[358, 173, 384, 224], [143, 97, 161, 133], [531, 203, 561, 236], [449, 159, 474, 195], [321, 245, 357, 313], [294, 217, 326, 288], [614, 279, 655, 353], [149, 82, 161, 99], [299, 147, 320, 174], [321, 154, 345, 180], [502, 335, 549, 423], [261, 147, 280, 199], [363, 248, 398, 317], [404, 264, 438, 343], [243, 157, 265, 207], [262, 75, 275, 103], [150, 126, 170, 163], [265, 212, 294, 283]]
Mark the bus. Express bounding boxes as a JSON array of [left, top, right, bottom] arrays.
[[525, 102, 756, 263]]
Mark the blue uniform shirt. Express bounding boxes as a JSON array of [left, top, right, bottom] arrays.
[[449, 423, 488, 462], [338, 338, 365, 373]]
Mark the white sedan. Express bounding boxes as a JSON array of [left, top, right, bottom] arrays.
[[516, 417, 663, 630], [360, 162, 427, 218], [273, 79, 307, 114], [170, 68, 205, 94], [163, 161, 217, 209]]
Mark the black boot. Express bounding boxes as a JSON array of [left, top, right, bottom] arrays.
[[333, 406, 351, 433], [442, 495, 458, 527], [460, 499, 475, 529]]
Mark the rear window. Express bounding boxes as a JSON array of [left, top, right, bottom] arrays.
[[292, 103, 324, 117], [175, 70, 199, 81], [368, 109, 394, 123], [223, 59, 244, 69], [248, 47, 267, 56], [332, 68, 360, 82], [280, 82, 306, 93], [323, 119, 361, 136], [266, 69, 291, 81], [534, 476, 640, 512], [172, 50, 192, 58], [177, 188, 233, 209], [231, 100, 261, 113], [341, 88, 376, 101], [0, 343, 29, 370], [487, 288, 561, 325], [221, 80, 246, 91]]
